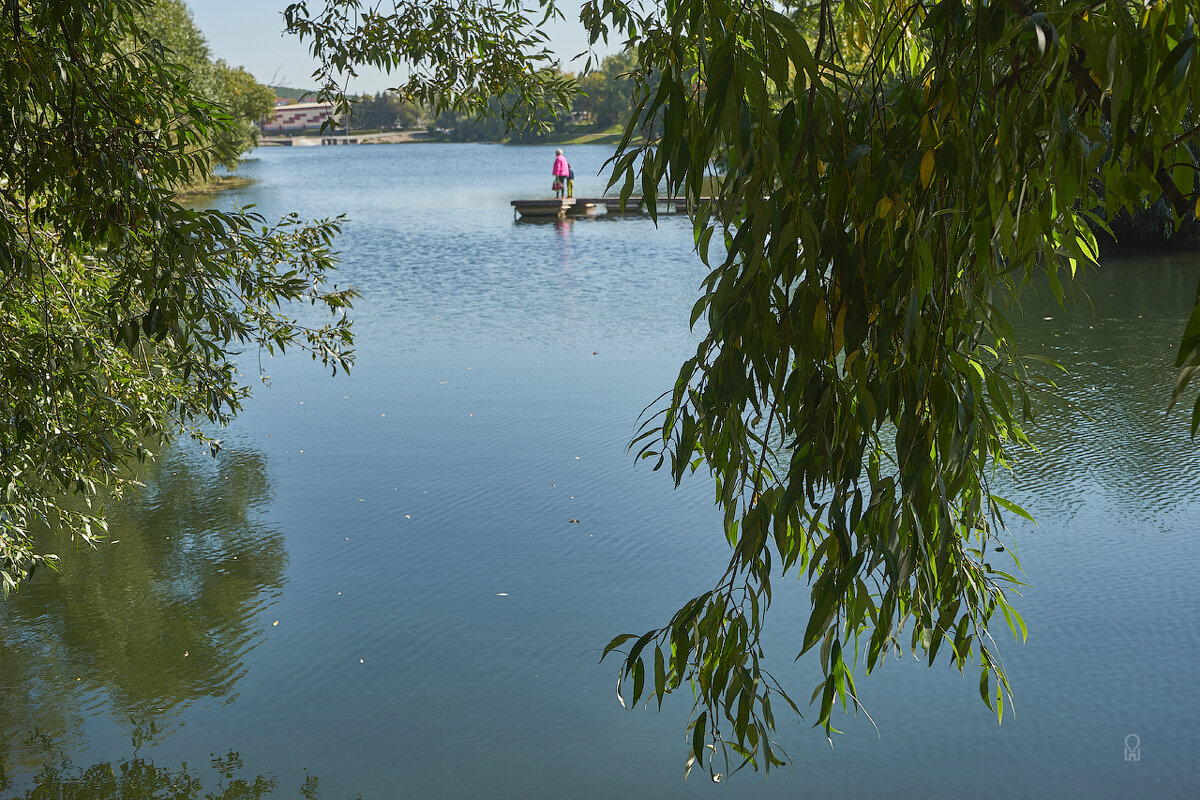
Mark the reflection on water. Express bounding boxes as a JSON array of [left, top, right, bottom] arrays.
[[0, 446, 283, 779], [1005, 255, 1200, 522], [0, 748, 340, 800], [1, 144, 1197, 797]]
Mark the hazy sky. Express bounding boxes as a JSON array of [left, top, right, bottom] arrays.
[[190, 0, 616, 94]]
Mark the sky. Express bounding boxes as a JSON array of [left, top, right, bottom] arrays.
[[189, 0, 617, 94]]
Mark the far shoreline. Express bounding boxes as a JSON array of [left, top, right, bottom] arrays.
[[258, 125, 626, 148]]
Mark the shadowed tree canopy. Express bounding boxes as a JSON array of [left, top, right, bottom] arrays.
[[288, 0, 1200, 779], [0, 0, 356, 592]]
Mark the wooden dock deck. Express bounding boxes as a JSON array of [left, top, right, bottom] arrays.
[[583, 197, 698, 213], [510, 196, 712, 218], [510, 198, 596, 218]]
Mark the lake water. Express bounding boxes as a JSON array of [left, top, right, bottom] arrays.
[[1, 143, 1198, 798]]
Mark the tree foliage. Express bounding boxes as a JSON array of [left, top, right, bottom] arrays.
[[574, 49, 639, 126], [244, 0, 1200, 780], [433, 68, 571, 142], [138, 0, 276, 170], [597, 0, 1199, 775], [0, 0, 355, 594], [346, 92, 404, 130], [283, 0, 576, 132]]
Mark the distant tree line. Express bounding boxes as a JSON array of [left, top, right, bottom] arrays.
[[340, 50, 641, 142], [572, 51, 639, 127], [344, 92, 430, 131]]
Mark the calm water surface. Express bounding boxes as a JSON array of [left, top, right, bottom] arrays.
[[1, 144, 1197, 798]]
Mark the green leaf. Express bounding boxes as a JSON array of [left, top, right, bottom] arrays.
[[989, 494, 1036, 524], [632, 658, 645, 705], [600, 633, 636, 661], [691, 711, 707, 767], [653, 646, 666, 707]]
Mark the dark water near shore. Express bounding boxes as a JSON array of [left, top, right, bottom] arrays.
[[2, 143, 1198, 798]]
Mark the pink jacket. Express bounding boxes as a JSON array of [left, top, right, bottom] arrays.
[[553, 154, 569, 177]]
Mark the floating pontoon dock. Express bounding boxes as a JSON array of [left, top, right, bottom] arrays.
[[510, 196, 713, 218], [509, 198, 595, 218]]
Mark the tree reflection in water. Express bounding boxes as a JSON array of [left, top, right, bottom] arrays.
[[0, 747, 351, 799], [0, 444, 285, 783]]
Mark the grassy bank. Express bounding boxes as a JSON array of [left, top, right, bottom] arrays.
[[176, 174, 255, 201], [545, 124, 625, 145]]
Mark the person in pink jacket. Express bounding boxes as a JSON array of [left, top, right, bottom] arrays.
[[552, 148, 570, 198]]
